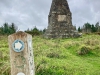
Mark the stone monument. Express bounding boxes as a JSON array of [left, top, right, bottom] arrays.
[[44, 0, 78, 38]]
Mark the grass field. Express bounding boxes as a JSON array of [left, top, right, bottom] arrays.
[[0, 34, 100, 75]]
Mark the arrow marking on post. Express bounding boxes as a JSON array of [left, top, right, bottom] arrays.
[[15, 41, 22, 50], [12, 39, 24, 52]]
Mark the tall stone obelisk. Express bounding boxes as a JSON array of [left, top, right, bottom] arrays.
[[44, 0, 76, 38]]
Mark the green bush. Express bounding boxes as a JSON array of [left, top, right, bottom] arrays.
[[77, 46, 92, 55], [94, 32, 100, 35], [47, 52, 60, 58]]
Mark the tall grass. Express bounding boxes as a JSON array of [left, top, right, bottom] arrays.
[[0, 35, 10, 75], [0, 34, 100, 75]]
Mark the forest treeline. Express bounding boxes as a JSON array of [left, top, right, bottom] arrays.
[[0, 22, 100, 35], [25, 26, 46, 36], [0, 23, 17, 35], [78, 22, 100, 33], [0, 23, 46, 36]]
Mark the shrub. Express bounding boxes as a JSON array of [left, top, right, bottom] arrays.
[[94, 32, 100, 35], [47, 52, 60, 58], [77, 46, 92, 55]]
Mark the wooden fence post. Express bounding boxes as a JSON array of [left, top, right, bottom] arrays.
[[8, 31, 35, 75]]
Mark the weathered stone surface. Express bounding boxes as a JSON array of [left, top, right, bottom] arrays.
[[44, 0, 78, 38]]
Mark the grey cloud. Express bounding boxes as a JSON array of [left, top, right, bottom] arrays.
[[0, 0, 12, 8], [68, 0, 100, 28], [0, 0, 100, 30]]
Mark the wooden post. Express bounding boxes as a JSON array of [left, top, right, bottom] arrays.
[[8, 31, 35, 75]]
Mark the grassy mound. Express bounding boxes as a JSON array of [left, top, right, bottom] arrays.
[[0, 34, 100, 75]]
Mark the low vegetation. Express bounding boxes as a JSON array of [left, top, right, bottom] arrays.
[[0, 34, 100, 75]]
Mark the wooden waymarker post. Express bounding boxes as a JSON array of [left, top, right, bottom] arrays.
[[8, 31, 35, 75]]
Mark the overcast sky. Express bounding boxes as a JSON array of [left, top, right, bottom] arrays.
[[0, 0, 100, 31]]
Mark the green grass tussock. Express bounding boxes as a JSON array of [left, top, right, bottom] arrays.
[[0, 34, 100, 75], [77, 45, 92, 55]]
